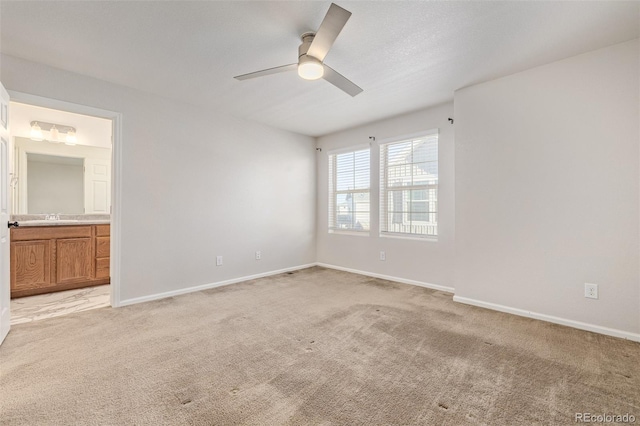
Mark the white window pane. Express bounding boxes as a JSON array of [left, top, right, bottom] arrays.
[[412, 140, 428, 163], [329, 148, 370, 232], [380, 133, 438, 236], [387, 141, 412, 165]]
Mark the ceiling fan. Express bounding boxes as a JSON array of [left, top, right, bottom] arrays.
[[234, 3, 363, 97]]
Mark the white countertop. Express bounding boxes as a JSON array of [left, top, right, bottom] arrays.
[[16, 220, 111, 227], [11, 215, 111, 227]]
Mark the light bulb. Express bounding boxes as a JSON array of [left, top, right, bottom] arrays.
[[30, 122, 44, 141], [65, 129, 77, 145], [49, 125, 60, 142]]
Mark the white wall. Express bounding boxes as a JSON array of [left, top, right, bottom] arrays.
[[454, 40, 639, 335], [316, 103, 455, 290], [1, 54, 316, 303]]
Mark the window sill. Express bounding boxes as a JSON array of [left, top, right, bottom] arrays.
[[329, 229, 370, 237], [379, 233, 438, 242]]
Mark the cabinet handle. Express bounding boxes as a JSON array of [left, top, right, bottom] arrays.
[[7, 221, 19, 228]]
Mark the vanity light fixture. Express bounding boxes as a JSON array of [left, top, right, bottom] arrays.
[[29, 121, 77, 144], [49, 125, 60, 141], [65, 129, 77, 145], [30, 122, 44, 141]]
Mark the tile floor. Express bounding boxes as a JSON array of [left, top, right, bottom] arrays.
[[10, 285, 111, 325]]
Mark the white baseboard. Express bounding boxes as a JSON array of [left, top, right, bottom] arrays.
[[117, 263, 317, 307], [316, 262, 455, 293], [453, 295, 640, 343], [116, 262, 639, 343]]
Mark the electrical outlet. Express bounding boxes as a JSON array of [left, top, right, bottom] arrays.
[[380, 251, 386, 261], [584, 283, 598, 299], [216, 256, 223, 266], [255, 251, 261, 260]]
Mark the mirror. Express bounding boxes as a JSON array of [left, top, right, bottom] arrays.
[[13, 136, 111, 215], [27, 153, 84, 214]]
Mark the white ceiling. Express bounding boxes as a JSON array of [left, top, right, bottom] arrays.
[[1, 1, 638, 137]]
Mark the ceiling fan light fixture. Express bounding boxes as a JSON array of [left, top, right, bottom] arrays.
[[298, 56, 324, 80], [234, 3, 362, 96]]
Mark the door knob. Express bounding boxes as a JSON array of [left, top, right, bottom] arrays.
[[7, 221, 19, 228]]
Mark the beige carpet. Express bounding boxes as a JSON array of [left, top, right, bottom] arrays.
[[1, 267, 638, 425]]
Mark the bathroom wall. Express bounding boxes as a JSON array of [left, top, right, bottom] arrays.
[[13, 136, 112, 214], [10, 101, 112, 148]]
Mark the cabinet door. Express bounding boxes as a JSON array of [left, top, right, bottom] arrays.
[[94, 224, 110, 279], [95, 258, 110, 279], [56, 238, 92, 283], [96, 236, 110, 258], [10, 240, 52, 292]]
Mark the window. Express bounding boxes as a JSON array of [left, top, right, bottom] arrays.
[[328, 148, 370, 232], [380, 132, 438, 237]]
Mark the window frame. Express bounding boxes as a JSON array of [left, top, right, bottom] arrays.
[[379, 130, 439, 240], [327, 145, 371, 235]]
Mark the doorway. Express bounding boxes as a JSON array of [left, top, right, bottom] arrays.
[[6, 93, 121, 325]]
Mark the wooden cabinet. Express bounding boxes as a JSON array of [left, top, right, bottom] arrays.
[[11, 240, 52, 293], [56, 238, 92, 283], [95, 224, 110, 279], [10, 224, 110, 298]]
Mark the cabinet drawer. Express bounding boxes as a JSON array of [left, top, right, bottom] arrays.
[[96, 258, 110, 279], [96, 236, 110, 258], [96, 224, 110, 237], [12, 226, 92, 241]]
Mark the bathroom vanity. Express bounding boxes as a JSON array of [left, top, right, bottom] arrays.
[[10, 218, 110, 298]]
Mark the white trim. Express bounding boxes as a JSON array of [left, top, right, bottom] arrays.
[[377, 129, 439, 146], [109, 113, 123, 307], [453, 295, 640, 343], [316, 262, 455, 293], [8, 91, 123, 308], [118, 263, 317, 307], [9, 93, 116, 120], [328, 229, 370, 237], [326, 143, 371, 156], [379, 232, 438, 242]]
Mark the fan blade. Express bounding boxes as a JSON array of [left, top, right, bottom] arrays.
[[322, 65, 363, 97], [234, 64, 297, 80], [307, 3, 352, 62]]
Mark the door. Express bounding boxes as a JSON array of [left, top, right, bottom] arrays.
[[0, 82, 11, 345], [84, 158, 111, 214]]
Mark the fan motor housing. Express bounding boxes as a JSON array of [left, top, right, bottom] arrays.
[[298, 32, 316, 59]]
